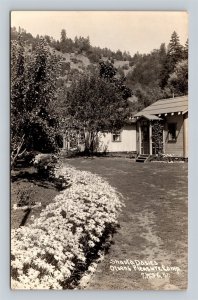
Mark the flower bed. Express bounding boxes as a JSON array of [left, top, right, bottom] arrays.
[[11, 164, 123, 289], [150, 153, 186, 163]]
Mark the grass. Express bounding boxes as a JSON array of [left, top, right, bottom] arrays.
[[64, 157, 188, 290]]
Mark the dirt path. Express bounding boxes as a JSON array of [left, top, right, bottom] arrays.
[[65, 158, 188, 290]]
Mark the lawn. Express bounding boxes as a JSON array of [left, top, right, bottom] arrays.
[[64, 157, 188, 290]]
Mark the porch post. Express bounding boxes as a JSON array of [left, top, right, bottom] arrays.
[[162, 127, 165, 154], [138, 123, 141, 154], [149, 122, 152, 155]]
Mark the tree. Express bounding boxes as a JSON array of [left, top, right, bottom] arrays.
[[99, 60, 117, 79], [168, 59, 188, 95], [115, 49, 123, 60], [60, 29, 67, 53], [74, 36, 90, 53], [159, 32, 184, 89], [11, 35, 61, 168], [44, 35, 51, 44], [99, 60, 132, 100], [183, 39, 188, 60], [60, 29, 67, 43], [127, 48, 164, 88], [11, 36, 27, 166], [167, 31, 183, 73], [24, 39, 61, 150], [65, 71, 130, 154]]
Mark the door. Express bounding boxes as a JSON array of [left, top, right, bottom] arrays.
[[141, 124, 149, 154]]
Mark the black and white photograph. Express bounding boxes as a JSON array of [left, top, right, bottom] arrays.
[[10, 11, 188, 290]]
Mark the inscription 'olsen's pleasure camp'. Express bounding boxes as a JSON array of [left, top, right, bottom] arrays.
[[109, 259, 181, 278]]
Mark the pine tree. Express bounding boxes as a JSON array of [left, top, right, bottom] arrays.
[[183, 39, 188, 60], [60, 29, 67, 52], [167, 31, 183, 72], [159, 32, 184, 89], [60, 29, 67, 43]]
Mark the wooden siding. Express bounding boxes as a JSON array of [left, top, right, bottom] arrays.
[[164, 114, 184, 156], [99, 125, 136, 152]]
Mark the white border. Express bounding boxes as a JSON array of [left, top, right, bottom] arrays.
[[1, 1, 198, 299]]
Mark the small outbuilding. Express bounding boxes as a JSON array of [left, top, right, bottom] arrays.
[[98, 121, 136, 154], [134, 95, 188, 158]]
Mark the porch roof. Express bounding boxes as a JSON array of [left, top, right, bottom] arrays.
[[136, 114, 162, 121], [134, 95, 188, 117]]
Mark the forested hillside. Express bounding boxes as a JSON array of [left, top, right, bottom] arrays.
[[11, 27, 188, 111], [11, 26, 188, 160]]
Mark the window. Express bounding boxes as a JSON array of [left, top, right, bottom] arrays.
[[112, 132, 121, 142], [168, 123, 177, 142]]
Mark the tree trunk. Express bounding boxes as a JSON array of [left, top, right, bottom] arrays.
[[11, 135, 25, 169], [84, 131, 97, 155]]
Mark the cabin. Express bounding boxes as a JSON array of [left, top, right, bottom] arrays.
[[62, 123, 137, 155], [98, 123, 136, 154], [134, 95, 188, 158], [62, 95, 188, 159]]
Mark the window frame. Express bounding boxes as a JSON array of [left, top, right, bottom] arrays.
[[167, 122, 177, 142], [111, 132, 122, 142]]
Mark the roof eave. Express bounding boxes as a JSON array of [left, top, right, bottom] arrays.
[[182, 109, 188, 115], [135, 114, 162, 121]]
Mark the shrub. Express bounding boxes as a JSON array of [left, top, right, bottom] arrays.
[[33, 153, 58, 179]]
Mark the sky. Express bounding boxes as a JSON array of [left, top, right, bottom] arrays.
[[11, 11, 188, 56]]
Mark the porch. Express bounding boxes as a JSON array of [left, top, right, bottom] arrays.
[[136, 116, 164, 156]]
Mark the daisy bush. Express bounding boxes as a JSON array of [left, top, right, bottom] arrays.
[[11, 164, 123, 289]]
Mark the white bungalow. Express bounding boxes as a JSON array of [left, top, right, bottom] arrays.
[[98, 121, 136, 154]]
